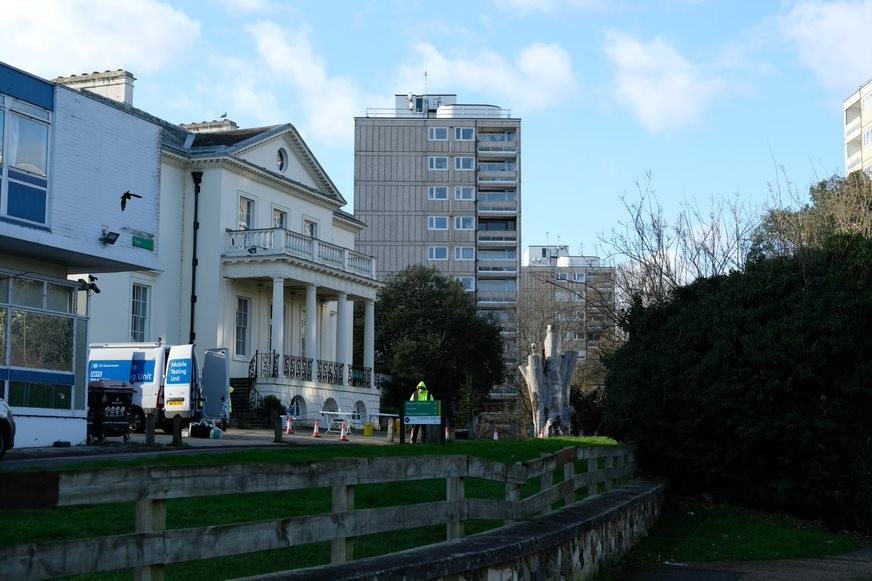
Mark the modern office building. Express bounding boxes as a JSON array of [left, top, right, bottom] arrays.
[[520, 245, 615, 363], [843, 79, 872, 176], [354, 94, 522, 389]]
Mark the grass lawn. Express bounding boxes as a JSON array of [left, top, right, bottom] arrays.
[[595, 493, 868, 580]]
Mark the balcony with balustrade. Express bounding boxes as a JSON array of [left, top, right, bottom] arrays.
[[224, 228, 376, 279]]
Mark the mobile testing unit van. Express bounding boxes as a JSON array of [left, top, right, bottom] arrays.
[[87, 342, 230, 433]]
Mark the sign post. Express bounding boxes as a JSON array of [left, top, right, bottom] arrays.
[[402, 400, 443, 444]]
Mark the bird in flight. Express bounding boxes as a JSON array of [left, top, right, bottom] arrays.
[[220, 112, 227, 119], [120, 190, 142, 211]]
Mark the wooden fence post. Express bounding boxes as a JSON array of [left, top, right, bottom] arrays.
[[331, 484, 354, 564], [135, 496, 166, 581], [446, 476, 465, 541]]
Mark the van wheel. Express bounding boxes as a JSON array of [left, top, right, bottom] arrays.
[[129, 407, 146, 433], [0, 428, 7, 461]]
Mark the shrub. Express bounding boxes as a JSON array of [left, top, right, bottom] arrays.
[[604, 235, 872, 532]]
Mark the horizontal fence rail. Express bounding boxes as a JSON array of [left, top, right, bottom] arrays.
[[0, 444, 636, 580]]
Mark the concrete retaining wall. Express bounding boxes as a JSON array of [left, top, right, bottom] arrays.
[[243, 478, 667, 581]]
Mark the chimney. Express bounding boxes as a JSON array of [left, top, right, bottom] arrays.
[[54, 69, 136, 105]]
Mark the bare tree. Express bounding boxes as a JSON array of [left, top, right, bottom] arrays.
[[598, 172, 760, 310]]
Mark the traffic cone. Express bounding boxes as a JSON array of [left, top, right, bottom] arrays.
[[340, 422, 349, 442], [285, 415, 294, 434], [493, 426, 499, 440], [312, 419, 321, 438]]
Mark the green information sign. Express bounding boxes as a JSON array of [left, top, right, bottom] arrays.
[[404, 400, 441, 425], [132, 236, 154, 251]]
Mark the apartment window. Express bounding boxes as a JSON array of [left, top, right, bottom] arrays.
[[455, 186, 474, 200], [455, 246, 475, 260], [455, 276, 475, 291], [235, 297, 250, 357], [555, 291, 570, 302], [428, 186, 448, 200], [455, 216, 475, 230], [428, 216, 448, 230], [863, 94, 872, 111], [455, 157, 475, 170], [479, 249, 516, 260], [455, 127, 474, 140], [239, 196, 254, 229], [556, 272, 568, 281], [574, 272, 586, 283], [479, 218, 516, 231], [130, 284, 149, 342], [428, 127, 448, 140], [479, 279, 517, 292], [273, 209, 287, 229], [428, 246, 448, 260], [304, 218, 318, 238], [428, 156, 448, 170], [479, 190, 515, 202], [4, 110, 50, 225], [864, 129, 872, 146]]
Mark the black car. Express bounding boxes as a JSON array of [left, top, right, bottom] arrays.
[[0, 397, 16, 461]]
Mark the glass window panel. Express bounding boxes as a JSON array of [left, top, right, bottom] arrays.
[[0, 307, 5, 366], [0, 274, 8, 303], [9, 112, 48, 176], [235, 297, 249, 356], [428, 157, 448, 170], [13, 278, 42, 308], [46, 283, 74, 313], [10, 310, 73, 371], [428, 127, 448, 140], [427, 186, 448, 200], [273, 209, 287, 228], [131, 284, 149, 342], [455, 187, 475, 200], [239, 197, 254, 229]]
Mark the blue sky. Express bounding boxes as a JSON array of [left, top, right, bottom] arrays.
[[2, 0, 866, 258]]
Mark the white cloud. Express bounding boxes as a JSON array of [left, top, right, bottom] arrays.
[[245, 21, 368, 142], [780, 0, 872, 93], [395, 42, 578, 113], [603, 30, 726, 133], [0, 0, 199, 79], [494, 0, 607, 14]]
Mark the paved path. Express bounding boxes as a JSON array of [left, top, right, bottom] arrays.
[[623, 545, 872, 580]]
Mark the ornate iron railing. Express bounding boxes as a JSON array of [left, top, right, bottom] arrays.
[[317, 360, 344, 385], [348, 365, 372, 387], [283, 355, 313, 381]]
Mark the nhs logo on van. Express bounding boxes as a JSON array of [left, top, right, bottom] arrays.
[[88, 360, 156, 384]]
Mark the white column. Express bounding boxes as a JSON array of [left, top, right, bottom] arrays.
[[320, 302, 333, 360], [305, 284, 317, 361], [271, 277, 284, 354], [336, 293, 349, 387], [364, 299, 374, 372]]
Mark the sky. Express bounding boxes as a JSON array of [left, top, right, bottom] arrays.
[[1, 0, 866, 259]]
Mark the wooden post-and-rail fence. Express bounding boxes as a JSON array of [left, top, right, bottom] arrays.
[[0, 444, 636, 580]]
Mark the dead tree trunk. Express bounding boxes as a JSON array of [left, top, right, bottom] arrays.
[[519, 324, 578, 437]]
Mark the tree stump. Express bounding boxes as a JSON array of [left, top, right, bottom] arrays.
[[519, 324, 578, 437]]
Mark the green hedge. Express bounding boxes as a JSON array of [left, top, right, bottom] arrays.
[[604, 235, 872, 532]]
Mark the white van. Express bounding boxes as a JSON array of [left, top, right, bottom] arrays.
[[87, 342, 229, 433]]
